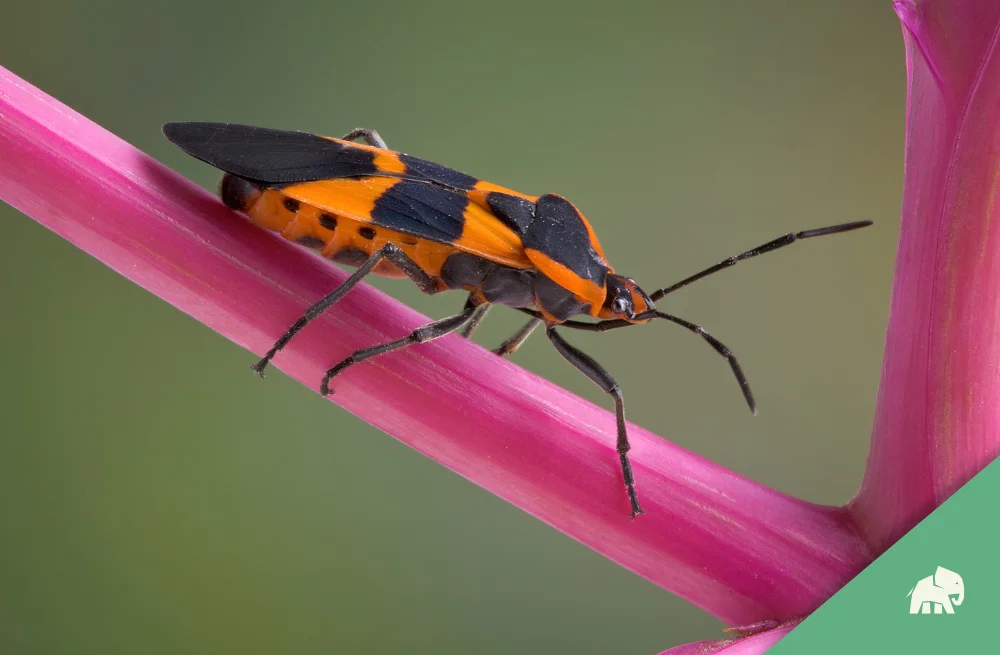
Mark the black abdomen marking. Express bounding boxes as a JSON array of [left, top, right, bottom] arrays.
[[481, 267, 535, 307], [440, 252, 535, 308], [534, 274, 592, 321], [296, 236, 325, 249], [332, 249, 370, 267], [220, 173, 262, 211], [441, 252, 493, 289]]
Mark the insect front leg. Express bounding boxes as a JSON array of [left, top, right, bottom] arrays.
[[320, 303, 479, 395], [546, 327, 644, 518], [252, 243, 437, 376], [340, 128, 388, 149]]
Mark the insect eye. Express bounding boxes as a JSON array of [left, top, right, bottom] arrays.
[[612, 297, 629, 315]]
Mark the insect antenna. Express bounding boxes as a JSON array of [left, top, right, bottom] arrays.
[[649, 220, 873, 301]]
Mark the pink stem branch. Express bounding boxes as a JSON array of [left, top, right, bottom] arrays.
[[849, 0, 1000, 553], [0, 65, 871, 624]]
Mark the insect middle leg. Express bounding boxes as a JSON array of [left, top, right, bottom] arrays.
[[320, 303, 479, 395], [492, 318, 543, 356], [458, 300, 541, 357], [546, 327, 644, 518], [459, 298, 491, 339], [252, 243, 438, 377], [340, 128, 388, 149], [457, 296, 542, 356]]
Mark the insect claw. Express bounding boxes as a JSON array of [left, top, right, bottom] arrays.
[[250, 360, 268, 378]]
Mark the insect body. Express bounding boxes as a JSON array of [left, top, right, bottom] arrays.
[[163, 122, 871, 518]]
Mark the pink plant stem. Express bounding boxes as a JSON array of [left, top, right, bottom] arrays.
[[849, 1, 1000, 553], [657, 622, 797, 655], [0, 65, 871, 624]]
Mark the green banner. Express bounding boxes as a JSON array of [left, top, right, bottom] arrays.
[[770, 458, 1000, 653]]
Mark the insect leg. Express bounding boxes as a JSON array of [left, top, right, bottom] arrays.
[[459, 298, 491, 339], [649, 220, 873, 301], [252, 243, 436, 376], [340, 128, 388, 149], [320, 303, 479, 395], [513, 307, 634, 334], [546, 327, 644, 518], [460, 301, 540, 354], [534, 308, 754, 413], [492, 318, 543, 357]]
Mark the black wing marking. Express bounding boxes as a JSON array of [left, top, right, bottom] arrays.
[[524, 194, 609, 286], [485, 192, 536, 234], [163, 122, 481, 191], [398, 153, 478, 191], [369, 180, 468, 244], [162, 122, 380, 184]]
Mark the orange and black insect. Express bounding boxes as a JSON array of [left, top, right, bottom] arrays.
[[163, 122, 872, 518]]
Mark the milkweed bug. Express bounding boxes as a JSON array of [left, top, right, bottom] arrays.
[[163, 122, 872, 518]]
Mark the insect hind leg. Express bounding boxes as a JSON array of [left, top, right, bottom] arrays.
[[340, 128, 388, 149], [320, 303, 479, 395], [252, 243, 437, 377]]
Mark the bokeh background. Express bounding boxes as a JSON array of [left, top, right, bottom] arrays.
[[0, 3, 904, 653]]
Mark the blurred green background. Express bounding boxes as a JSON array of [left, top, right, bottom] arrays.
[[0, 2, 903, 653]]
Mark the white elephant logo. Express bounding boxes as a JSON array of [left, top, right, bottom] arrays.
[[907, 566, 964, 614]]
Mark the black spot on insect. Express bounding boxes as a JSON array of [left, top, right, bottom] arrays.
[[296, 236, 325, 249], [283, 198, 300, 213], [359, 227, 377, 240], [319, 214, 337, 230], [332, 249, 370, 267], [401, 238, 418, 245]]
